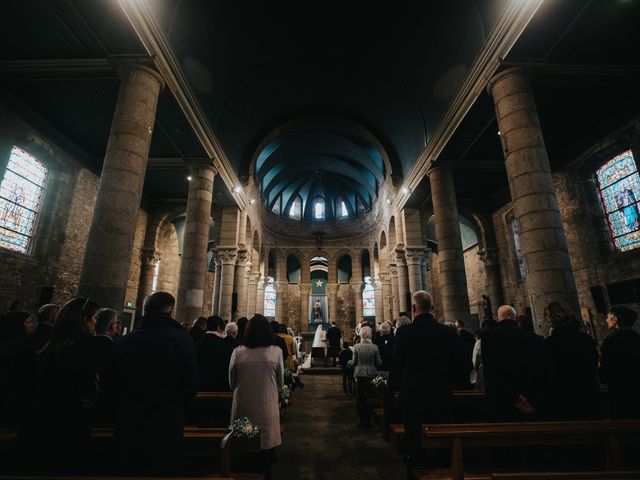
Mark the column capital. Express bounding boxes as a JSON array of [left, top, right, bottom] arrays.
[[404, 246, 426, 264], [235, 248, 248, 264], [141, 247, 160, 265], [478, 247, 499, 265], [217, 248, 237, 264], [118, 62, 165, 92], [327, 283, 338, 295], [299, 283, 311, 294], [185, 159, 218, 176], [487, 67, 532, 97]]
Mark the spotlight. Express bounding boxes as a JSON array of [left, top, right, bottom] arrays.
[[234, 186, 242, 193], [402, 187, 411, 195], [386, 198, 391, 204], [497, 131, 501, 136], [250, 198, 255, 205], [187, 176, 192, 181]]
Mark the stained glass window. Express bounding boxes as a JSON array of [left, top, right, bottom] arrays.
[[362, 276, 376, 317], [264, 276, 276, 317], [0, 146, 48, 254], [314, 198, 325, 220], [289, 197, 301, 220], [510, 218, 526, 280], [596, 150, 640, 252]]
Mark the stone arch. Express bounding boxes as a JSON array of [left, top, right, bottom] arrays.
[[336, 253, 353, 284], [379, 230, 389, 266], [372, 242, 381, 278]]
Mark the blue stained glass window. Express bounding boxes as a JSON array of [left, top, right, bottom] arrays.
[[596, 150, 640, 252], [313, 198, 325, 220], [264, 276, 276, 317], [0, 146, 47, 254], [362, 276, 376, 317]]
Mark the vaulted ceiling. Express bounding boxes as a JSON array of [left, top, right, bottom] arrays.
[[1, 0, 638, 220]]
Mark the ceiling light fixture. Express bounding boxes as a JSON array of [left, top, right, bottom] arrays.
[[402, 187, 411, 195], [234, 186, 242, 193], [386, 198, 391, 204], [497, 130, 501, 136], [187, 176, 192, 181], [250, 198, 255, 205]]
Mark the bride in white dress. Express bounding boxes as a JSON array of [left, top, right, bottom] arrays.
[[302, 325, 326, 369]]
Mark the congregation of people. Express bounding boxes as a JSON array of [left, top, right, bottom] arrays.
[[1, 289, 639, 478], [0, 292, 303, 478], [345, 291, 640, 472]]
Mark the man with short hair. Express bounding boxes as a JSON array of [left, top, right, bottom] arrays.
[[113, 292, 198, 475], [481, 305, 539, 421], [599, 305, 640, 419], [326, 321, 342, 348], [190, 316, 207, 342], [224, 322, 239, 350], [393, 290, 459, 469], [24, 303, 58, 352], [196, 316, 231, 391]]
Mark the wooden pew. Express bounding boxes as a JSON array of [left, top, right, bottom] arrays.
[[418, 420, 640, 480], [491, 472, 640, 479], [188, 391, 234, 427]]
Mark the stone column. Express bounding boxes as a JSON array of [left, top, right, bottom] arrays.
[[78, 64, 164, 311], [380, 272, 392, 323], [478, 248, 504, 318], [373, 277, 384, 324], [232, 250, 247, 321], [242, 260, 252, 316], [175, 162, 216, 324], [327, 283, 338, 323], [255, 275, 265, 316], [275, 282, 284, 322], [395, 247, 409, 314], [428, 164, 470, 324], [488, 68, 579, 334], [217, 249, 237, 321], [211, 254, 222, 315], [300, 284, 311, 330], [136, 247, 160, 312], [246, 271, 258, 318], [421, 249, 432, 292], [405, 247, 424, 297], [389, 264, 401, 320], [352, 283, 363, 325]]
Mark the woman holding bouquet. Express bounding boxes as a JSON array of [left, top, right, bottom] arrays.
[[229, 314, 284, 479]]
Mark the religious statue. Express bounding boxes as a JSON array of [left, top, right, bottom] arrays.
[[313, 299, 323, 322]]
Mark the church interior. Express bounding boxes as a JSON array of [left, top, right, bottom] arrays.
[[1, 0, 640, 479]]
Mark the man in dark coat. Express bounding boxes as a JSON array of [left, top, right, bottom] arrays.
[[190, 316, 207, 343], [393, 290, 459, 469], [599, 305, 640, 419], [23, 303, 58, 353], [113, 292, 198, 475], [196, 316, 231, 391], [326, 321, 342, 347], [481, 305, 539, 422]]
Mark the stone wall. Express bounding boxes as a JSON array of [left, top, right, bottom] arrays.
[[124, 209, 149, 308], [156, 220, 180, 297], [464, 244, 487, 321], [0, 105, 148, 314]]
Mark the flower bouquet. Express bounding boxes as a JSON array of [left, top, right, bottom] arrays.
[[279, 385, 291, 416], [229, 417, 260, 449], [371, 372, 389, 392]]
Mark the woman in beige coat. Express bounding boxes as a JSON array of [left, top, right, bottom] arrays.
[[229, 314, 284, 477]]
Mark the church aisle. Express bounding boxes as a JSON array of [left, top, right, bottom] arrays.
[[271, 375, 406, 479]]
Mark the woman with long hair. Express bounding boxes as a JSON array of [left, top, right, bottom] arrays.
[[229, 314, 283, 479], [23, 296, 100, 473]]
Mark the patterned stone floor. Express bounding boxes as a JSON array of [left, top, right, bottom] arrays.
[[270, 375, 406, 479]]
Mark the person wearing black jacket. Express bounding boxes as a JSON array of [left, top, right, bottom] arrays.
[[197, 315, 231, 391], [393, 291, 458, 470], [540, 302, 601, 420], [113, 292, 198, 475], [481, 305, 540, 422], [600, 305, 640, 419]]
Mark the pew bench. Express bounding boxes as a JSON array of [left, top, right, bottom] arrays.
[[419, 420, 640, 480]]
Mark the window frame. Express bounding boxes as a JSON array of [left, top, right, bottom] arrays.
[[0, 145, 49, 256]]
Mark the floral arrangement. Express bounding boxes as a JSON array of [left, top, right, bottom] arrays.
[[279, 384, 291, 407], [230, 417, 260, 440], [371, 373, 389, 390], [284, 368, 294, 386]]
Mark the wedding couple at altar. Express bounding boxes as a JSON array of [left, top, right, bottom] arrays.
[[301, 325, 327, 369]]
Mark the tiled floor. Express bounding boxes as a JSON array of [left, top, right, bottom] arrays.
[[270, 375, 406, 479]]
